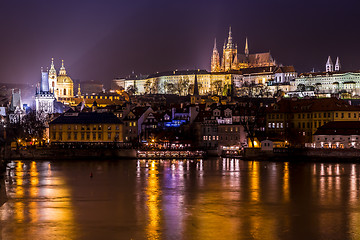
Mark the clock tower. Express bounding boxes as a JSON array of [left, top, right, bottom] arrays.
[[48, 58, 57, 96], [35, 68, 55, 119]]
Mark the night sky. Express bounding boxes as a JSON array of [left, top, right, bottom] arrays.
[[0, 0, 359, 87]]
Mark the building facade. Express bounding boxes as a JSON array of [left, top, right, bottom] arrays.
[[49, 112, 123, 143], [266, 98, 360, 146]]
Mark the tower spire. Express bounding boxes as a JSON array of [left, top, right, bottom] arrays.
[[193, 74, 199, 95], [226, 26, 234, 49], [245, 37, 249, 56], [211, 38, 220, 72], [326, 56, 334, 72], [335, 57, 341, 71], [59, 59, 67, 75]]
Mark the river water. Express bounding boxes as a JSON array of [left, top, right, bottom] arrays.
[[1, 158, 360, 240]]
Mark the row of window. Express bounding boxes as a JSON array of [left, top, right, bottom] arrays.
[[125, 122, 137, 127], [203, 135, 239, 141], [269, 112, 358, 120], [52, 132, 120, 141], [52, 125, 120, 131], [268, 122, 284, 129], [85, 95, 121, 100]]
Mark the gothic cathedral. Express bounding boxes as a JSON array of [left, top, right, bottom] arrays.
[[211, 27, 277, 72]]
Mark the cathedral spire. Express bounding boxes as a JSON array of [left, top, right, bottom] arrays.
[[226, 26, 234, 49], [326, 56, 334, 72], [211, 38, 220, 72], [335, 57, 341, 71], [59, 59, 67, 75], [245, 37, 249, 56]]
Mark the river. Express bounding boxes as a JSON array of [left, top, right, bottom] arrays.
[[1, 158, 360, 240]]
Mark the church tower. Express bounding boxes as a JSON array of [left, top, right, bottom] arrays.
[[222, 27, 238, 71], [48, 58, 57, 95], [56, 59, 74, 100], [211, 39, 220, 72], [35, 68, 55, 118], [326, 56, 334, 72], [335, 57, 341, 71]]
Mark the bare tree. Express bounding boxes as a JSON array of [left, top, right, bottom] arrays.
[[212, 80, 223, 95], [173, 78, 189, 95], [164, 82, 175, 94], [126, 85, 137, 96], [144, 80, 152, 94]]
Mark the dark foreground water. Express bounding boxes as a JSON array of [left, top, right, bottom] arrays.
[[1, 159, 360, 240]]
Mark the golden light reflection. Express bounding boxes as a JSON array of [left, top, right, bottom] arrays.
[[283, 162, 289, 202], [249, 161, 260, 202], [146, 160, 161, 240], [4, 161, 76, 239], [29, 161, 39, 223], [14, 161, 24, 223]]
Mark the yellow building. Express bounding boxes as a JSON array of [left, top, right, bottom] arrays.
[[48, 58, 74, 104], [49, 112, 123, 143], [266, 98, 360, 145]]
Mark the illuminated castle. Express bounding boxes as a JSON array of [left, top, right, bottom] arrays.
[[211, 27, 276, 72]]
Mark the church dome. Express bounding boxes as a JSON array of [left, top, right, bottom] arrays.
[[57, 75, 73, 84]]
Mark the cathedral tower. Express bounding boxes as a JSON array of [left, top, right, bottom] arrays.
[[326, 56, 334, 72], [335, 57, 341, 71], [211, 39, 220, 72], [222, 27, 238, 71]]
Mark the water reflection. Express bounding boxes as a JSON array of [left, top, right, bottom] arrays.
[[145, 160, 161, 240], [2, 159, 360, 239], [1, 160, 76, 240]]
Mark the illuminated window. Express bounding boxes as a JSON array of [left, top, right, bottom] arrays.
[[108, 126, 112, 130]]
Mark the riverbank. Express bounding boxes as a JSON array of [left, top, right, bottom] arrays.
[[243, 148, 360, 162], [5, 147, 137, 160]]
